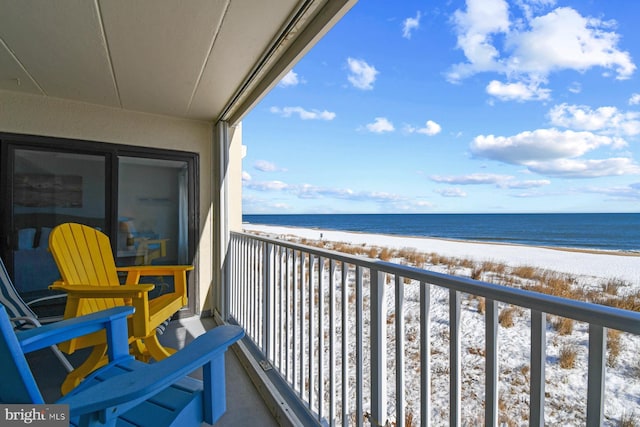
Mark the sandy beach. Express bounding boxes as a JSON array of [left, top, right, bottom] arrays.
[[242, 223, 640, 286]]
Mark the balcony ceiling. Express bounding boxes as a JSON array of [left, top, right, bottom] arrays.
[[0, 0, 355, 124]]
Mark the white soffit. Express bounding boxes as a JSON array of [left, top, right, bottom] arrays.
[[0, 0, 356, 122]]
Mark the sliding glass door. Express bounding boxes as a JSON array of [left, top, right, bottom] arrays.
[[1, 133, 198, 317], [10, 148, 107, 308]]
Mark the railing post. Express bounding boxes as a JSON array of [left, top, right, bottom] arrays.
[[530, 310, 546, 427], [395, 276, 405, 427], [420, 282, 431, 427], [355, 266, 364, 427], [371, 269, 387, 426], [586, 324, 606, 427], [449, 290, 461, 426], [263, 242, 273, 360], [486, 299, 498, 427]]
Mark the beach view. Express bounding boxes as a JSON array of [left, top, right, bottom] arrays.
[[239, 219, 640, 425], [238, 0, 640, 425]]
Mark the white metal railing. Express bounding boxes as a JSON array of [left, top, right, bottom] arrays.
[[226, 231, 640, 426]]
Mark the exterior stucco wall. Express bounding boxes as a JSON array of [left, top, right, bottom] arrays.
[[0, 90, 215, 315]]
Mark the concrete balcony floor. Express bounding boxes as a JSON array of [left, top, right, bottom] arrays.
[[27, 315, 278, 427]]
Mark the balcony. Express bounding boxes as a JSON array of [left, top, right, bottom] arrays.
[[222, 231, 640, 426], [27, 230, 640, 426]]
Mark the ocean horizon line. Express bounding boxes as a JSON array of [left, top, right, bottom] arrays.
[[242, 213, 640, 253]]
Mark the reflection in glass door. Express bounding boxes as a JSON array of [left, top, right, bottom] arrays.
[[10, 148, 106, 310], [117, 157, 189, 299], [117, 157, 189, 267]]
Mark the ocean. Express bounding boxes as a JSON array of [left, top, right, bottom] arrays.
[[243, 213, 640, 252]]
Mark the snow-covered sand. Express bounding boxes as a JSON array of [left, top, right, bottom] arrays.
[[241, 223, 640, 425], [243, 223, 640, 285]]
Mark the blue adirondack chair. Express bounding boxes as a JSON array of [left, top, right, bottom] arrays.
[[0, 256, 73, 372], [0, 304, 244, 426]]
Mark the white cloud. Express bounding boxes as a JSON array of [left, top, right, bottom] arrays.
[[347, 58, 378, 90], [244, 180, 290, 191], [243, 178, 428, 209], [430, 173, 512, 185], [548, 103, 640, 136], [630, 93, 640, 105], [471, 129, 623, 164], [448, 2, 636, 90], [447, 0, 510, 82], [406, 120, 442, 136], [365, 117, 395, 133], [270, 106, 336, 121], [526, 158, 640, 178], [242, 171, 252, 181], [254, 160, 286, 172], [508, 8, 635, 80], [585, 183, 640, 200], [279, 70, 301, 87], [435, 187, 467, 197], [431, 173, 552, 189], [568, 82, 582, 94], [486, 80, 551, 101], [502, 179, 551, 189], [402, 11, 421, 39], [471, 128, 639, 178]]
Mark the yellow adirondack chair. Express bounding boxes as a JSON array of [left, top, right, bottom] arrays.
[[48, 222, 193, 394]]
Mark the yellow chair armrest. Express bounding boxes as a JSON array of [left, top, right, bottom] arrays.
[[116, 265, 194, 275], [50, 284, 155, 299]]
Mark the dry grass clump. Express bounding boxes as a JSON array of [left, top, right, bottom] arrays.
[[620, 411, 639, 427], [379, 247, 395, 261], [559, 345, 577, 369], [398, 248, 427, 266], [602, 279, 625, 295], [470, 265, 483, 280], [607, 329, 622, 367], [458, 258, 475, 269], [511, 265, 540, 279], [482, 260, 506, 275], [499, 306, 518, 328], [551, 317, 574, 335]]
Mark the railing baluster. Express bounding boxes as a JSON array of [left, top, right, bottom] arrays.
[[292, 249, 297, 388], [449, 289, 461, 426], [396, 275, 405, 427], [277, 247, 287, 377], [329, 259, 336, 426], [309, 254, 316, 412], [263, 242, 273, 359], [371, 269, 387, 427], [586, 324, 606, 427], [318, 256, 325, 421], [355, 265, 364, 427], [420, 282, 431, 427], [300, 251, 306, 399], [341, 263, 349, 427], [284, 249, 289, 380], [486, 298, 498, 427], [530, 310, 546, 427]]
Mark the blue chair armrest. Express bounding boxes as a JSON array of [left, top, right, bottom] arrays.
[[60, 325, 244, 423], [16, 306, 134, 360]]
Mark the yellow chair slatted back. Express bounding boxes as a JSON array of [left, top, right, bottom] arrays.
[[49, 223, 124, 315]]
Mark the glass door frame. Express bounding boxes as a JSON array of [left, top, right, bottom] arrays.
[[0, 132, 199, 317]]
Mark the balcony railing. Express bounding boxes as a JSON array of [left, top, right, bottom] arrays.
[[226, 231, 640, 426]]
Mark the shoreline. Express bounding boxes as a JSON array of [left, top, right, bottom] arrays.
[[242, 223, 640, 285]]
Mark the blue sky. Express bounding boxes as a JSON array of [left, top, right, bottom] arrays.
[[242, 0, 640, 214]]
